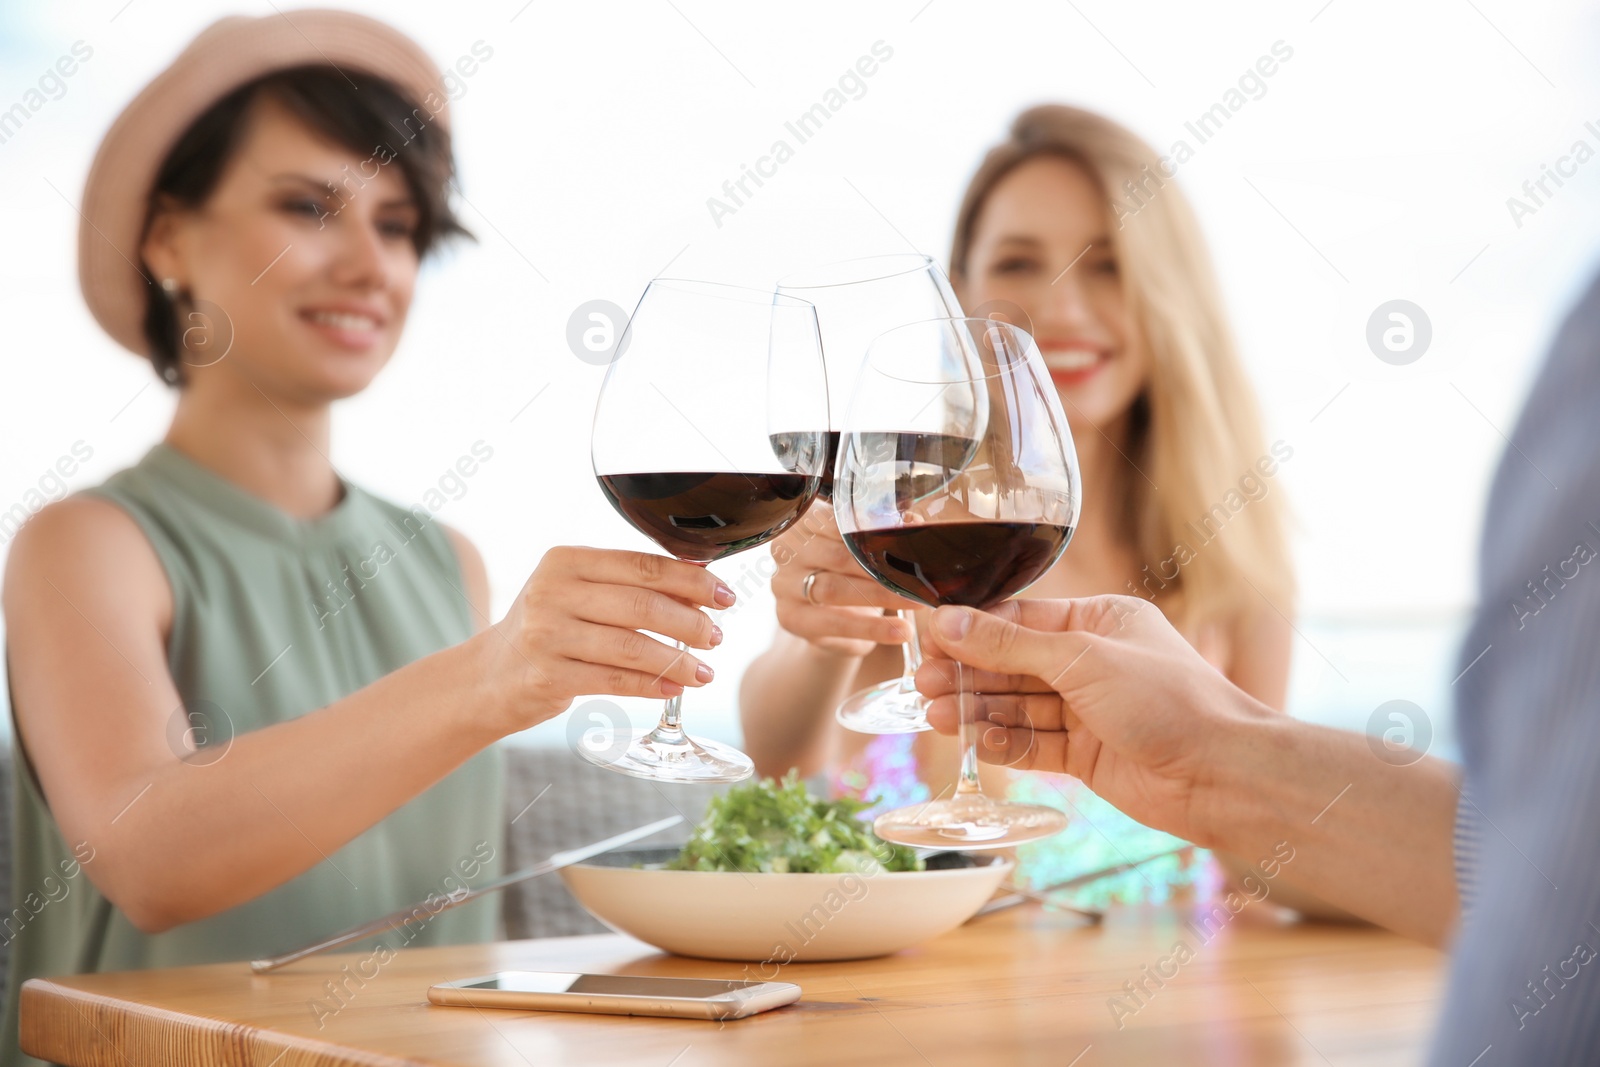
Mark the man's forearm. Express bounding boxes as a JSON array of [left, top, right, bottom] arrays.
[[1200, 713, 1461, 946]]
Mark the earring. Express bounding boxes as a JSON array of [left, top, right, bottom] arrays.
[[160, 277, 179, 295]]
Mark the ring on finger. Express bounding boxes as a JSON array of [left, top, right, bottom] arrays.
[[802, 570, 823, 606]]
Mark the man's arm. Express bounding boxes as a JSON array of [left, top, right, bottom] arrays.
[[1201, 711, 1460, 944], [915, 596, 1460, 945]]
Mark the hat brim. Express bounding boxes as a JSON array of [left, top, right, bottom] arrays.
[[78, 8, 449, 358]]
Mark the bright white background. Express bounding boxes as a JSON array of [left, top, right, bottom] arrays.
[[4, 0, 1600, 759]]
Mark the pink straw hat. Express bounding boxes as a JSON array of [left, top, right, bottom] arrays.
[[78, 8, 448, 358]]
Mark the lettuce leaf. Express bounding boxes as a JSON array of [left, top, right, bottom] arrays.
[[664, 770, 925, 874]]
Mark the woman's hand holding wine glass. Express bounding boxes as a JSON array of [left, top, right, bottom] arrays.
[[768, 501, 919, 659], [480, 546, 734, 733]]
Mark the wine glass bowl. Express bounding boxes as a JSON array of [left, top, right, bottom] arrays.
[[589, 279, 827, 783], [834, 317, 1080, 847], [776, 254, 965, 734]]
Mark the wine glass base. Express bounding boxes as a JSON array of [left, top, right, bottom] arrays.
[[872, 796, 1067, 850], [836, 677, 932, 735], [578, 727, 754, 784]]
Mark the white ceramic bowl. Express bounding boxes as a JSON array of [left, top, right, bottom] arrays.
[[560, 848, 1012, 963]]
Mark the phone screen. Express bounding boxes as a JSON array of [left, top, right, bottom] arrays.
[[460, 972, 757, 1000]]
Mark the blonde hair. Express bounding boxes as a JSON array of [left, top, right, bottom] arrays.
[[950, 104, 1294, 629]]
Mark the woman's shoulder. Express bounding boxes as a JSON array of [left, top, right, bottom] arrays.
[[8, 493, 157, 570], [2, 494, 173, 634]]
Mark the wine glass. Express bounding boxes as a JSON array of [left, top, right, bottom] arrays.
[[775, 254, 963, 735], [589, 279, 828, 783], [834, 317, 1080, 847]]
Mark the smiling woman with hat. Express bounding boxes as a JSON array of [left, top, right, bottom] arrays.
[[1, 12, 729, 1059]]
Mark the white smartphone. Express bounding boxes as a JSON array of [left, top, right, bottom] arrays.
[[427, 970, 802, 1020]]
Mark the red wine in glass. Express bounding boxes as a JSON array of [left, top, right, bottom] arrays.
[[599, 471, 818, 562], [835, 316, 1080, 847], [589, 278, 827, 783], [843, 521, 1074, 608]]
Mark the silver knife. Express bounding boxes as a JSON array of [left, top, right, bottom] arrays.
[[250, 815, 684, 973], [968, 845, 1191, 920]]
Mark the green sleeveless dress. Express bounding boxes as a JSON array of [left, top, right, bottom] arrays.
[[3, 443, 504, 1065]]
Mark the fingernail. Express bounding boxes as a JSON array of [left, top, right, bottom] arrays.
[[661, 682, 685, 697], [713, 583, 737, 607], [936, 607, 972, 641], [709, 623, 724, 647], [695, 663, 715, 684]]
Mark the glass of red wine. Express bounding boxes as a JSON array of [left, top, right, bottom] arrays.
[[775, 254, 963, 735], [835, 317, 1080, 847], [590, 279, 828, 783]]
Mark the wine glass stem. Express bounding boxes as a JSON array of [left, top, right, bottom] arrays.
[[954, 658, 983, 799], [651, 639, 689, 741], [898, 609, 922, 680]]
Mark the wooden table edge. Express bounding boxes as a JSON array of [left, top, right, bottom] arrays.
[[21, 978, 426, 1067]]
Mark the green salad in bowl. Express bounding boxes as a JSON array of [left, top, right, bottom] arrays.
[[562, 770, 1011, 961], [664, 771, 924, 875]]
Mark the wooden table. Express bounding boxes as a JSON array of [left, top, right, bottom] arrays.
[[22, 905, 1444, 1066]]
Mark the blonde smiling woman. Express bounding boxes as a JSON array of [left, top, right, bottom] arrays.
[[740, 105, 1301, 898]]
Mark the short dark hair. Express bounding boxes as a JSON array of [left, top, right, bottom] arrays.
[[139, 65, 472, 385]]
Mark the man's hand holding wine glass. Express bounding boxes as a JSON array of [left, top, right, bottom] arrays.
[[913, 595, 1279, 850]]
